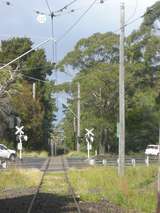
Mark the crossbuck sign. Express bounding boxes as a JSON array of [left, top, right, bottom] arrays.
[[85, 128, 94, 159], [15, 126, 24, 136]]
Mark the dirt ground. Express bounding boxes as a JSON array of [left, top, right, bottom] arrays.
[[0, 188, 132, 213]]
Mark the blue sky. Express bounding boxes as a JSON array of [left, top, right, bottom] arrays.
[[0, 0, 159, 122]]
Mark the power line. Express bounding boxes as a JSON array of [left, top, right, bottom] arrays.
[[56, 0, 149, 43], [111, 13, 144, 35], [0, 0, 107, 42], [125, 0, 138, 23], [0, 63, 54, 71], [124, 7, 153, 29], [0, 6, 152, 83], [0, 13, 146, 74], [124, 15, 143, 29], [21, 74, 51, 83], [55, 0, 78, 13], [57, 0, 97, 42], [44, 0, 52, 14]]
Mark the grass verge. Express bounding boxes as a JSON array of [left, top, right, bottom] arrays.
[[0, 169, 42, 195], [66, 151, 90, 158], [0, 166, 157, 212], [68, 166, 157, 213], [22, 150, 48, 158], [41, 166, 157, 213]]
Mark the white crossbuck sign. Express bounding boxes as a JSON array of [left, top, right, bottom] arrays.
[[15, 126, 24, 136], [15, 125, 28, 160], [85, 128, 94, 159], [85, 128, 94, 143]]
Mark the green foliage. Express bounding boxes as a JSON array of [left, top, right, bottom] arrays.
[[0, 139, 14, 149], [0, 169, 41, 194], [11, 81, 45, 149], [0, 68, 11, 84], [22, 49, 53, 79], [59, 32, 119, 70], [0, 37, 57, 150], [66, 151, 88, 158], [0, 37, 32, 69], [59, 1, 160, 153], [23, 150, 48, 158]]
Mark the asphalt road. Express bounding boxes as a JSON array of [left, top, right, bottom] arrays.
[[8, 157, 47, 170], [6, 157, 88, 171], [3, 155, 159, 170]]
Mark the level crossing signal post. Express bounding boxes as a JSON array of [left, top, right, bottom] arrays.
[[15, 126, 28, 160], [85, 128, 94, 159]]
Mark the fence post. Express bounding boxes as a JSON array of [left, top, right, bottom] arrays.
[[131, 158, 136, 167], [102, 159, 107, 166], [145, 155, 149, 167], [117, 158, 119, 166]]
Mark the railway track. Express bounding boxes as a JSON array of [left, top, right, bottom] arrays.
[[26, 156, 81, 213]]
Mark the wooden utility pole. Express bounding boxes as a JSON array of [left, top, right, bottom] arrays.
[[77, 82, 80, 151], [118, 2, 125, 176]]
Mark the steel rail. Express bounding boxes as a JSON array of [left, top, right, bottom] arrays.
[[61, 155, 81, 213], [26, 156, 81, 213], [27, 157, 51, 213]]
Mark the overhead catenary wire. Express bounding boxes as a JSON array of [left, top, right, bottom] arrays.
[[44, 0, 52, 14], [57, 0, 97, 42], [55, 0, 78, 13], [0, 13, 147, 82], [125, 0, 138, 23], [22, 74, 52, 83], [57, 0, 152, 43], [0, 12, 145, 73], [0, 5, 152, 79], [0, 1, 107, 41], [0, 63, 54, 71], [111, 12, 145, 35]]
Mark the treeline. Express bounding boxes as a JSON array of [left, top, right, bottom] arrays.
[[0, 38, 57, 150], [58, 1, 160, 153]]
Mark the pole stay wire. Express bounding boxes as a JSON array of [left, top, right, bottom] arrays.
[[0, 38, 52, 70]]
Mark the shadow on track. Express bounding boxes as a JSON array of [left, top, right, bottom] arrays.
[[0, 193, 78, 213]]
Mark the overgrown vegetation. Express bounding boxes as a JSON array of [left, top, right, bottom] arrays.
[[0, 169, 41, 195], [41, 166, 157, 213], [23, 150, 48, 158], [41, 172, 68, 195], [0, 37, 57, 150], [0, 166, 157, 212], [68, 166, 157, 212], [66, 151, 89, 158]]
